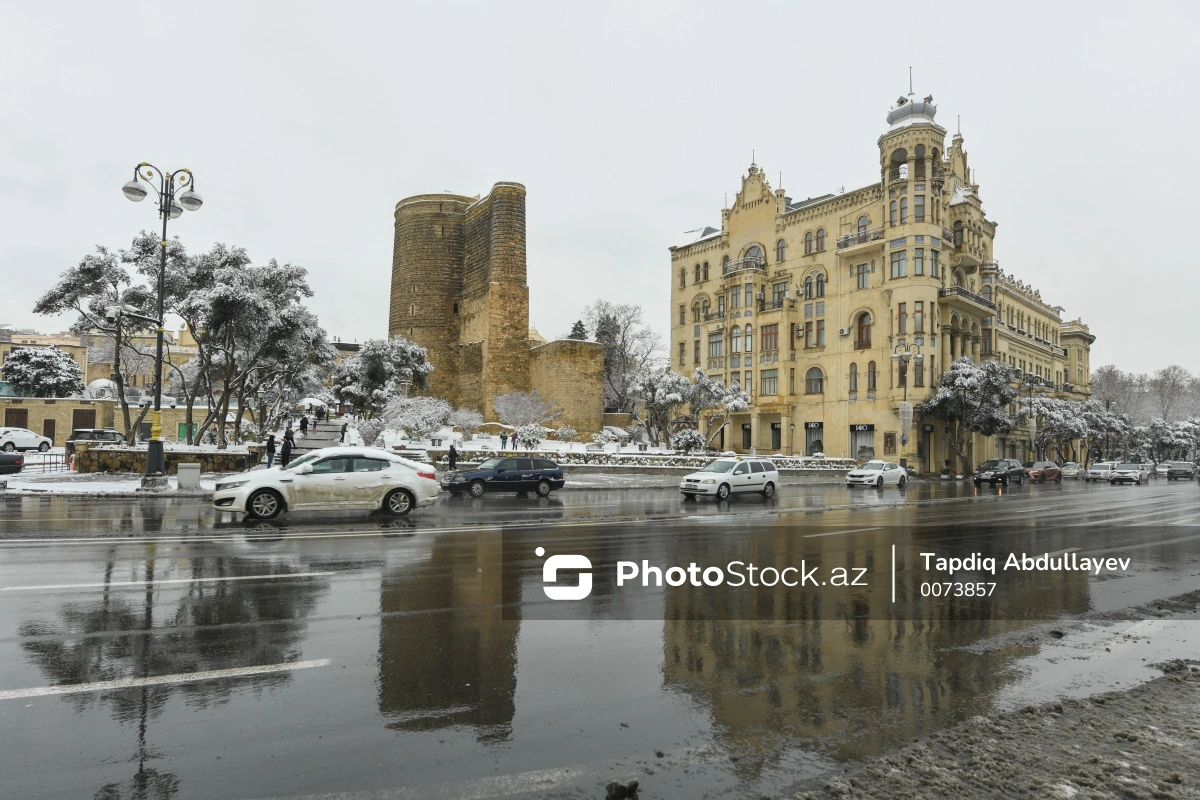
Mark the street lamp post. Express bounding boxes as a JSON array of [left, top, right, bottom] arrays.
[[789, 422, 795, 456], [122, 163, 203, 485], [891, 341, 923, 470], [1023, 373, 1040, 462]]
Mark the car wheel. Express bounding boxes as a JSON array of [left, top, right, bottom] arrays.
[[1056, 474, 1062, 483], [38, 442, 50, 452], [1002, 476, 1009, 486], [716, 483, 731, 501], [973, 480, 981, 487], [875, 477, 884, 489], [1, 443, 13, 452], [468, 479, 486, 498], [384, 488, 414, 516], [681, 493, 696, 501], [761, 481, 775, 498], [898, 476, 906, 488], [246, 489, 283, 520], [535, 480, 552, 497]]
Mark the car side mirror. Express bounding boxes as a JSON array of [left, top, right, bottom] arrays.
[[297, 464, 314, 475], [496, 466, 506, 473]]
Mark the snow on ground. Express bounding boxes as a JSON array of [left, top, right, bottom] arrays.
[[2, 471, 229, 494]]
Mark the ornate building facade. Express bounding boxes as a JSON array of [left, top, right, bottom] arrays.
[[668, 93, 1094, 469], [389, 182, 605, 434]]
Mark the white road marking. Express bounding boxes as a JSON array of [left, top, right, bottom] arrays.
[[802, 526, 882, 538], [2, 571, 335, 592], [0, 658, 331, 701]]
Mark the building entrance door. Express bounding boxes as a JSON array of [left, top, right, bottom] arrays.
[[43, 419, 56, 445], [741, 424, 752, 450], [72, 408, 96, 430], [770, 423, 781, 451], [4, 408, 28, 428]]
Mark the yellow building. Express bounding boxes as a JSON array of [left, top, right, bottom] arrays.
[[669, 92, 1093, 470], [0, 333, 89, 387]]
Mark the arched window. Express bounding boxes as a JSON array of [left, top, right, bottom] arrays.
[[804, 232, 814, 254], [679, 268, 686, 288], [744, 324, 753, 352], [745, 245, 764, 266], [816, 228, 826, 251], [730, 326, 742, 353], [805, 367, 824, 394], [890, 201, 898, 226], [867, 360, 877, 391], [702, 262, 709, 281], [857, 215, 869, 243], [899, 198, 908, 224], [692, 302, 701, 323], [953, 220, 964, 247], [776, 239, 786, 262], [815, 274, 826, 298], [804, 276, 814, 300], [849, 362, 858, 392], [701, 299, 709, 317], [694, 264, 702, 283], [856, 312, 872, 348]]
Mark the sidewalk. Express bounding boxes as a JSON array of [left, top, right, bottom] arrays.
[[0, 470, 226, 497]]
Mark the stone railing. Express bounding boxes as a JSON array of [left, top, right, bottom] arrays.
[[73, 443, 264, 474], [428, 448, 859, 471]]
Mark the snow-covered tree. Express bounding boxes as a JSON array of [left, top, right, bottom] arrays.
[[554, 426, 577, 441], [1147, 365, 1193, 422], [332, 336, 432, 418], [514, 423, 545, 449], [448, 408, 483, 439], [493, 391, 562, 427], [685, 369, 750, 445], [583, 300, 661, 413], [380, 395, 451, 441], [632, 367, 692, 445], [1, 346, 84, 397], [567, 320, 587, 340], [920, 356, 1019, 474], [1024, 396, 1089, 463], [355, 418, 386, 448], [591, 430, 618, 445], [670, 428, 707, 454]]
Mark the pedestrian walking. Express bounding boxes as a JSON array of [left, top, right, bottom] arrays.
[[340, 422, 347, 443], [280, 432, 294, 468], [299, 415, 309, 435], [511, 432, 519, 450], [265, 434, 277, 468], [448, 444, 458, 471], [500, 431, 509, 449], [316, 406, 326, 423]]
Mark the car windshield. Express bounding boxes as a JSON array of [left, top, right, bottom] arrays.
[[1064, 462, 1078, 467], [861, 461, 885, 471], [477, 458, 503, 470], [701, 461, 736, 473], [1117, 464, 1140, 470], [283, 453, 321, 471], [979, 460, 1001, 470], [1022, 462, 1034, 468], [1035, 462, 1055, 468], [1171, 462, 1192, 468]]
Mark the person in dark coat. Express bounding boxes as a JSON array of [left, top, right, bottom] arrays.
[[448, 444, 457, 471], [280, 432, 294, 468], [500, 431, 508, 449], [316, 406, 326, 423], [265, 434, 277, 468], [299, 415, 309, 435], [340, 422, 347, 443], [511, 432, 520, 450]]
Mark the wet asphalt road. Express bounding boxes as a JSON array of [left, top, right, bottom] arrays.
[[1, 479, 1199, 799]]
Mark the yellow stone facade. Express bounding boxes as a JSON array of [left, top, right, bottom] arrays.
[[669, 93, 1094, 470]]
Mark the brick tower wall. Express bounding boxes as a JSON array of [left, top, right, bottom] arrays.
[[390, 194, 473, 405], [529, 339, 606, 435]]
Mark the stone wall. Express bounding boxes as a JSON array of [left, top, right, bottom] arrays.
[[529, 340, 605, 435], [0, 398, 115, 445], [73, 443, 265, 474]]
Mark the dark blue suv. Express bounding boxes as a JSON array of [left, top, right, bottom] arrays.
[[441, 456, 566, 497]]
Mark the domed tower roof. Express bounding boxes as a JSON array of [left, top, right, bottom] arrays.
[[886, 93, 939, 130]]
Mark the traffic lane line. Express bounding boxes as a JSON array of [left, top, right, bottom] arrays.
[[0, 658, 332, 701], [1, 571, 336, 592], [802, 527, 882, 538]]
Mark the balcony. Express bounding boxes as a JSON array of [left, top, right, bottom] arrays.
[[938, 286, 996, 312], [853, 339, 872, 351], [757, 298, 795, 312], [722, 256, 766, 277], [837, 226, 886, 251], [703, 311, 726, 322]]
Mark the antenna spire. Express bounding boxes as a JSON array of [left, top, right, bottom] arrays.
[[908, 66, 913, 94], [957, 115, 961, 135]]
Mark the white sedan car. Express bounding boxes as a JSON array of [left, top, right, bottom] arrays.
[[679, 457, 780, 500], [846, 460, 907, 488], [0, 427, 52, 452], [1084, 462, 1117, 482], [212, 447, 441, 520], [1110, 463, 1150, 485]]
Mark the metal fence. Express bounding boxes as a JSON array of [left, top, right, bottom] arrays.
[[18, 452, 70, 474]]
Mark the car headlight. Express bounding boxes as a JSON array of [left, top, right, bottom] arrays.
[[217, 480, 250, 491], [449, 475, 465, 482], [701, 478, 716, 484]]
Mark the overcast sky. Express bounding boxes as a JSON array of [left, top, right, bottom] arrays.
[[2, 1, 1196, 373]]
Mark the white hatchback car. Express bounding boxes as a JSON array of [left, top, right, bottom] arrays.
[[846, 460, 907, 488], [212, 447, 441, 520], [0, 427, 53, 452], [680, 457, 780, 500], [1084, 462, 1117, 482]]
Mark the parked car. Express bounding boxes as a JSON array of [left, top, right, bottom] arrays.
[[65, 428, 128, 457], [1154, 463, 1171, 478], [846, 460, 907, 488], [973, 458, 1026, 487], [1084, 461, 1118, 482], [0, 427, 52, 452], [213, 446, 439, 520], [679, 457, 780, 500], [1110, 463, 1150, 485], [1023, 460, 1062, 483], [444, 456, 566, 498], [0, 452, 24, 475], [1060, 462, 1081, 479], [1166, 461, 1197, 481]]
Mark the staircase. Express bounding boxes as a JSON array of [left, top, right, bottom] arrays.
[[290, 418, 345, 456]]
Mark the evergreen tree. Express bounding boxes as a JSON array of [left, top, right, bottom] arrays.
[[567, 320, 587, 340]]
